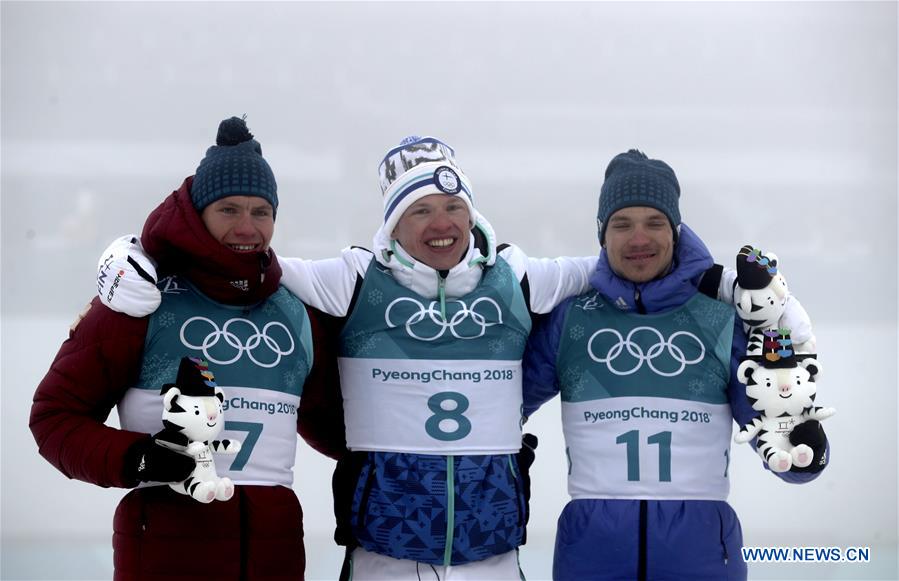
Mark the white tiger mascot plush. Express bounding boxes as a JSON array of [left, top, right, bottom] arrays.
[[156, 356, 242, 503], [733, 245, 790, 348], [732, 246, 834, 472], [733, 330, 835, 472]]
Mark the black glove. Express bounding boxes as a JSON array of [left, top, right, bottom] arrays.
[[332, 451, 366, 548], [516, 433, 539, 544], [123, 437, 195, 485], [519, 433, 538, 475], [789, 420, 829, 474]]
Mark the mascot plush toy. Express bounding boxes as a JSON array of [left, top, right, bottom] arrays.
[[733, 329, 835, 472], [155, 356, 242, 503], [733, 245, 790, 346], [731, 246, 834, 472]]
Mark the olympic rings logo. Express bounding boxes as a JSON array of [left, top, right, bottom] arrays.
[[587, 326, 705, 377], [384, 297, 503, 341], [180, 316, 295, 368]]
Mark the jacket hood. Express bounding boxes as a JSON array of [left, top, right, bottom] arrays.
[[590, 223, 713, 313], [370, 208, 497, 299], [141, 176, 282, 305]]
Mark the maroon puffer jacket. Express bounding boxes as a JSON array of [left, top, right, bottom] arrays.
[[30, 178, 345, 580]]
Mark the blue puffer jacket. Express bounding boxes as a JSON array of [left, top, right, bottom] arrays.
[[523, 224, 826, 581]]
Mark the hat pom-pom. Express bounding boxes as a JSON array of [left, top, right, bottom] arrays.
[[625, 149, 648, 160], [399, 135, 422, 146], [216, 116, 254, 146]]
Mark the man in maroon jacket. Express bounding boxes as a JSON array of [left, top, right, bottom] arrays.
[[30, 116, 341, 581]]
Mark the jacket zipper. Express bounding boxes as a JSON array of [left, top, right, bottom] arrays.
[[634, 287, 647, 314], [139, 494, 148, 534], [638, 499, 648, 581], [720, 510, 730, 567], [437, 272, 453, 566], [634, 287, 646, 577], [437, 272, 448, 320], [443, 455, 455, 566]]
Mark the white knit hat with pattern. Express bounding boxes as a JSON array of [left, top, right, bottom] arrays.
[[378, 136, 475, 236]]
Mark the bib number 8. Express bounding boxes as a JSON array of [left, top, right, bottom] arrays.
[[425, 392, 472, 441]]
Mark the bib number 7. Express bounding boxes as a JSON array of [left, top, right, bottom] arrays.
[[224, 421, 262, 471]]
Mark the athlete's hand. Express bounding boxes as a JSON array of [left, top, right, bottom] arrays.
[[123, 437, 195, 485], [789, 420, 829, 474], [517, 433, 539, 537], [97, 235, 161, 317]]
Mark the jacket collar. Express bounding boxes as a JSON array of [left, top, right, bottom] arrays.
[[141, 176, 283, 305], [371, 209, 497, 299], [589, 223, 713, 313]]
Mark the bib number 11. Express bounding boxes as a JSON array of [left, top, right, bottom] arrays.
[[426, 392, 471, 441], [616, 430, 672, 482]]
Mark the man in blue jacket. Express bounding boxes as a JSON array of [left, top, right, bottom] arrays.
[[522, 149, 830, 580]]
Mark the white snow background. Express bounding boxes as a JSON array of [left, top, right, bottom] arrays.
[[1, 2, 896, 580]]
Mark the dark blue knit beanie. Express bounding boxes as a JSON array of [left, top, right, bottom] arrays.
[[597, 149, 680, 245], [191, 116, 278, 217]]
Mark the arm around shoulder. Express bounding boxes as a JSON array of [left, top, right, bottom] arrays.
[[97, 234, 161, 317], [296, 306, 347, 460], [522, 300, 570, 418], [500, 244, 594, 314], [278, 247, 370, 318]]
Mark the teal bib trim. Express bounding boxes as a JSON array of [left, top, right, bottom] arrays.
[[340, 258, 531, 361], [557, 292, 734, 404], [137, 277, 313, 396]]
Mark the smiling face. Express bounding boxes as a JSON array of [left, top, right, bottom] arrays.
[[391, 194, 471, 271], [603, 206, 674, 283], [200, 195, 274, 254]]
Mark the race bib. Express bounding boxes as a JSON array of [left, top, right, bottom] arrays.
[[340, 357, 523, 454], [119, 385, 301, 487], [562, 396, 733, 500]]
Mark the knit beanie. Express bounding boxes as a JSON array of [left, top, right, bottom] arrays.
[[597, 149, 681, 245], [160, 356, 218, 396], [378, 135, 475, 236], [191, 116, 278, 216]]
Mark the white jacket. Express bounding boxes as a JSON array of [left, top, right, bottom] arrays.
[[278, 209, 594, 317], [97, 225, 815, 349]]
